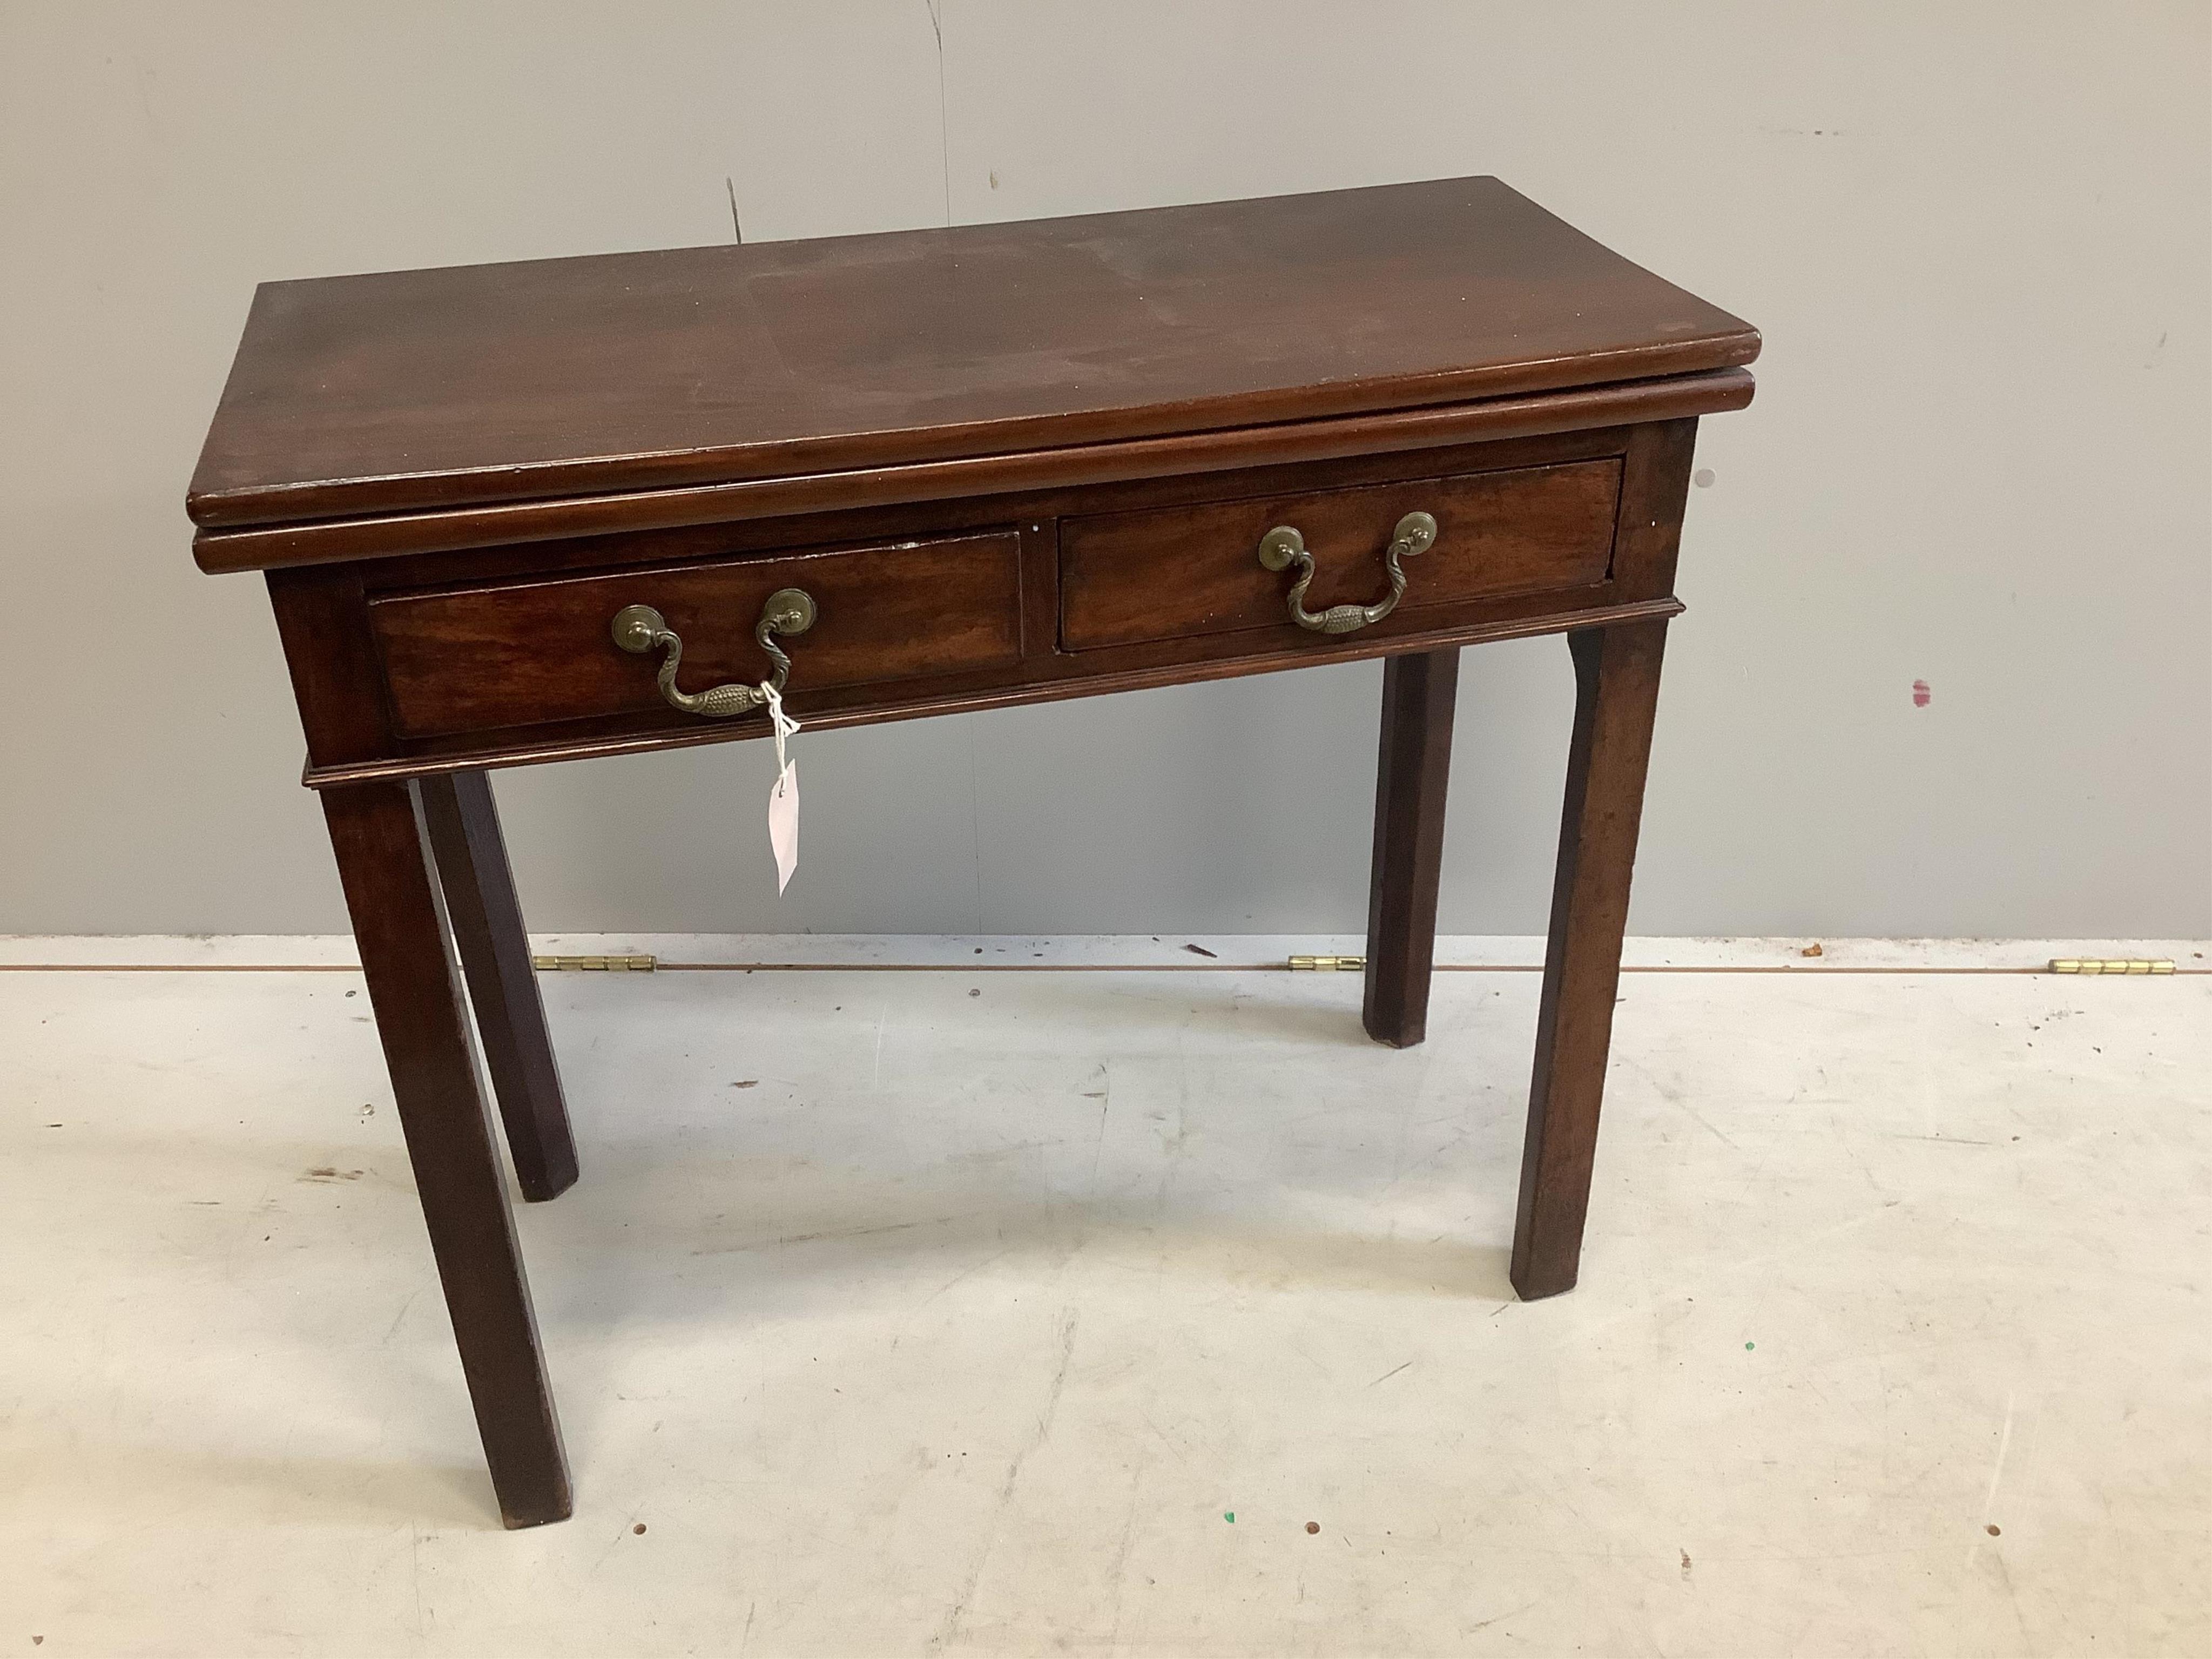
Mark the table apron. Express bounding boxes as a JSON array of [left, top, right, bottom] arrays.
[[298, 595, 1684, 790]]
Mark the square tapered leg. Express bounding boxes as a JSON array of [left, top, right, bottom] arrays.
[[420, 771, 577, 1203], [1512, 620, 1669, 1300], [1363, 648, 1460, 1048], [322, 779, 572, 1527]]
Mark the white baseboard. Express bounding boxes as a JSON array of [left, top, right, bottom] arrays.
[[1, 934, 2203, 972]]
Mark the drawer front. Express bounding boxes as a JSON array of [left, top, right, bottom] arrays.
[[1058, 460, 1621, 651], [372, 531, 1022, 739]]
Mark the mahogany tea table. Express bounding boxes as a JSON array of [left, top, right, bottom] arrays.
[[187, 176, 1758, 1526]]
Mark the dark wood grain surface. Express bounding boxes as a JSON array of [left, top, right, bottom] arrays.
[[372, 531, 1023, 739], [1060, 458, 1619, 651], [312, 595, 1688, 791], [195, 370, 1749, 572], [187, 176, 1757, 535]]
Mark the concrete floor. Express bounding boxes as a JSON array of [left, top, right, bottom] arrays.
[[1, 935, 2206, 1656]]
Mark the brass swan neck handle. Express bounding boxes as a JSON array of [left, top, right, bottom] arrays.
[[1257, 510, 1437, 636], [610, 588, 817, 718]]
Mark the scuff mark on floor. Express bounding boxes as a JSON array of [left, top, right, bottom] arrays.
[[932, 1307, 1080, 1651], [691, 1215, 963, 1257], [1974, 1390, 2017, 1560]]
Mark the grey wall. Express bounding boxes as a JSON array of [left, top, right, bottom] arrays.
[[3, 2, 2206, 938]]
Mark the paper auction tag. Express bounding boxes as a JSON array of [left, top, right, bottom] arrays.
[[761, 682, 800, 894], [767, 761, 798, 893]]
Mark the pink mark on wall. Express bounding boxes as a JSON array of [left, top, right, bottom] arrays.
[[1911, 679, 1932, 708]]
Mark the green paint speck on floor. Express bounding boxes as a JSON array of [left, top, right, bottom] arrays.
[[1224, 1512, 1235, 1523], [1745, 1341, 1756, 1350]]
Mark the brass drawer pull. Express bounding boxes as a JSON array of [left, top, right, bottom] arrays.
[[1257, 510, 1436, 636], [611, 588, 817, 717]]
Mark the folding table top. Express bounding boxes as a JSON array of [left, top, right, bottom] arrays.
[[186, 176, 1759, 538]]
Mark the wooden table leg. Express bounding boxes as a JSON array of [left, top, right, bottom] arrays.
[[1510, 619, 1669, 1299], [420, 772, 578, 1202], [322, 780, 573, 1527], [1363, 647, 1460, 1048]]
